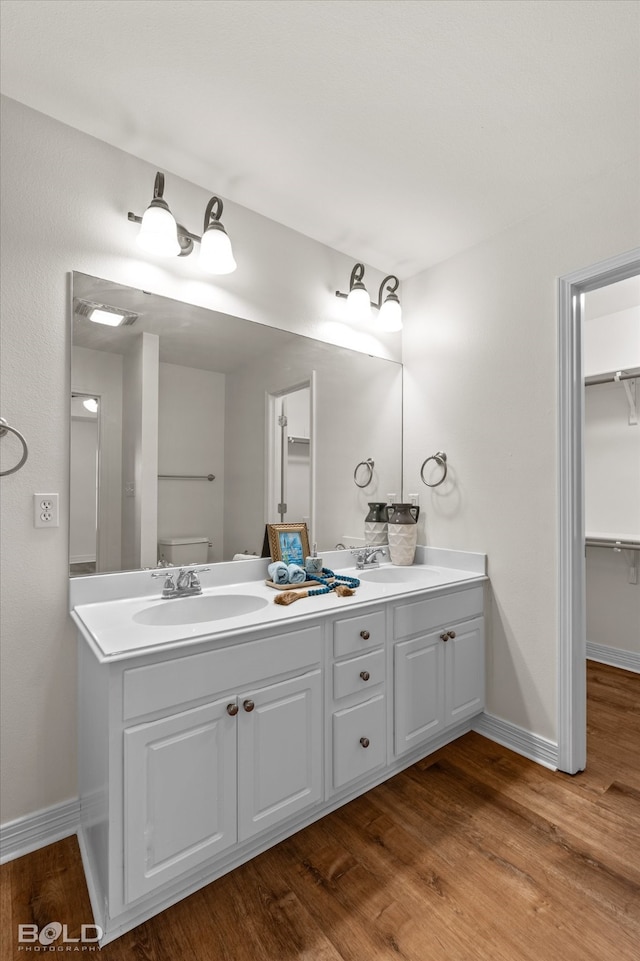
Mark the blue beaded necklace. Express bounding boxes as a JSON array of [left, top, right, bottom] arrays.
[[305, 567, 360, 596]]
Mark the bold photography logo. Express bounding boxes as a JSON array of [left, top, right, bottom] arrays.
[[17, 921, 102, 950]]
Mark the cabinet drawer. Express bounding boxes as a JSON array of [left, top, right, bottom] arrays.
[[394, 587, 483, 640], [333, 648, 385, 700], [123, 626, 322, 720], [333, 610, 385, 658], [332, 694, 386, 789]]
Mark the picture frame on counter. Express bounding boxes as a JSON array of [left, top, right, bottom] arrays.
[[266, 523, 310, 565]]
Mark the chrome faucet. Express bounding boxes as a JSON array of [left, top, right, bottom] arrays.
[[151, 567, 210, 598], [351, 547, 387, 570]]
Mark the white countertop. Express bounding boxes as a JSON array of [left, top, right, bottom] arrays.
[[72, 550, 487, 663]]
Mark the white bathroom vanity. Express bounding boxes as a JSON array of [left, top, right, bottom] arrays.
[[71, 547, 487, 944]]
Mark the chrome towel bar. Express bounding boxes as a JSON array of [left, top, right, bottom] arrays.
[[158, 473, 216, 481]]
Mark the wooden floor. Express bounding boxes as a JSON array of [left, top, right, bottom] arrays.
[[2, 661, 638, 960]]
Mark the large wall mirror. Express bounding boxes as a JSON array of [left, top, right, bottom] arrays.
[[70, 271, 403, 576]]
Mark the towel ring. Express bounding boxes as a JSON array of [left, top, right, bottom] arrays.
[[354, 458, 375, 488], [420, 451, 447, 488], [0, 418, 29, 476]]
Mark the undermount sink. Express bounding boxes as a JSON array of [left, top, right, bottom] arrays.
[[133, 593, 269, 627], [357, 566, 444, 584]]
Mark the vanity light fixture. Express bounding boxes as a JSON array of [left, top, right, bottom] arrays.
[[135, 172, 182, 257], [199, 197, 237, 275], [82, 398, 99, 413], [335, 263, 402, 331], [128, 171, 237, 274]]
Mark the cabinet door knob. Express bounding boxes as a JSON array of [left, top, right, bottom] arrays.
[[360, 630, 370, 640], [226, 703, 239, 716], [440, 632, 449, 642], [360, 737, 370, 748], [359, 670, 371, 681], [243, 699, 255, 712], [448, 630, 456, 639]]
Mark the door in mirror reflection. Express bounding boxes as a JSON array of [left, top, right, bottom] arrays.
[[70, 393, 99, 575], [269, 384, 311, 527]]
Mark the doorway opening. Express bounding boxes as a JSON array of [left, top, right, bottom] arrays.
[[557, 246, 640, 773]]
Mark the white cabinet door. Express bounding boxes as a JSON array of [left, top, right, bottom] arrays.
[[238, 669, 322, 841], [445, 617, 485, 726], [124, 698, 237, 903], [394, 631, 445, 756]]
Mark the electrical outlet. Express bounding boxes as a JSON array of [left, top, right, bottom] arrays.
[[34, 493, 59, 528]]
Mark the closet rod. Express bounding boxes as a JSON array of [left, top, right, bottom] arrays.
[[584, 367, 640, 387], [585, 537, 640, 552]]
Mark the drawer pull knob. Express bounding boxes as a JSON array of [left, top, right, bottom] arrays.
[[360, 630, 370, 640], [360, 737, 370, 748], [226, 703, 239, 716], [243, 699, 255, 712], [448, 630, 456, 639], [360, 670, 371, 681], [440, 632, 449, 642]]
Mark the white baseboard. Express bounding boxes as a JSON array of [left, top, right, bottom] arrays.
[[587, 642, 640, 674], [472, 712, 558, 770], [0, 798, 80, 865]]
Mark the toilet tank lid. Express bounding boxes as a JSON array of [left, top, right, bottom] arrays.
[[158, 536, 209, 546]]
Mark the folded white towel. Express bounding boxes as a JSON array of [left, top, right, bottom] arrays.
[[268, 561, 289, 584], [233, 552, 259, 560], [287, 564, 306, 584]]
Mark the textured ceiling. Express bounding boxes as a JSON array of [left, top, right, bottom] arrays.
[[1, 0, 638, 279]]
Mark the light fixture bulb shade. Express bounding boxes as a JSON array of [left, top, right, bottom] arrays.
[[199, 225, 237, 274], [82, 398, 99, 413], [346, 284, 372, 322], [137, 203, 181, 257], [378, 297, 403, 332]]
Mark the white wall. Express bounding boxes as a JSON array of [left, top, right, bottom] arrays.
[[584, 306, 640, 376], [157, 363, 225, 563], [402, 157, 639, 742], [0, 95, 399, 825]]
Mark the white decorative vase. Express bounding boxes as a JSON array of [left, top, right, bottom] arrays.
[[364, 521, 387, 547], [364, 502, 388, 548], [387, 503, 419, 566]]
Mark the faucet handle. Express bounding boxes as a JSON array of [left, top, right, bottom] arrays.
[[151, 571, 176, 595], [152, 571, 175, 583]]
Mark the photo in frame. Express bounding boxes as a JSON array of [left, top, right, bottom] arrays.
[[265, 523, 310, 565]]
